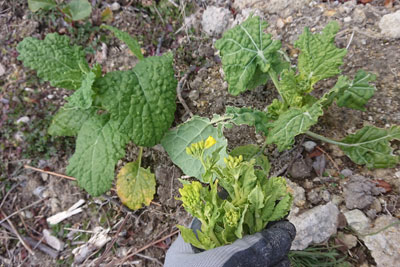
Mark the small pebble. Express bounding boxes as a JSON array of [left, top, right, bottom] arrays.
[[321, 190, 331, 202], [188, 90, 200, 101], [33, 186, 46, 198], [303, 180, 313, 189], [47, 94, 54, 99], [344, 16, 352, 23], [332, 195, 344, 206], [339, 233, 358, 249], [303, 141, 317, 152], [307, 190, 321, 205], [41, 173, 49, 181], [341, 168, 353, 178], [366, 209, 377, 219], [110, 2, 120, 11], [370, 198, 382, 213], [276, 18, 285, 29], [22, 210, 33, 219]]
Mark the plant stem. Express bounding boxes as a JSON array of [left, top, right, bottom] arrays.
[[137, 146, 143, 167], [305, 131, 349, 147], [268, 69, 285, 102]]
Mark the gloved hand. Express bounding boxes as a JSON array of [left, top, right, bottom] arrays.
[[164, 220, 296, 267]]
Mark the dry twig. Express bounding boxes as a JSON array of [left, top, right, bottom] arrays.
[[117, 229, 179, 265], [316, 146, 340, 172], [0, 198, 47, 225], [24, 165, 76, 181], [177, 67, 196, 117], [0, 181, 21, 209], [0, 209, 35, 256], [94, 214, 131, 266]]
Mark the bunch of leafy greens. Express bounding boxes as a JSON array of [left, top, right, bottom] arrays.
[[214, 16, 400, 169], [177, 137, 292, 250], [17, 26, 177, 209]]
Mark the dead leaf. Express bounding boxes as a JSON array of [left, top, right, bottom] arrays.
[[374, 179, 392, 193]]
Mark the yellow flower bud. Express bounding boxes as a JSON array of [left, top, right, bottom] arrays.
[[204, 136, 217, 149]]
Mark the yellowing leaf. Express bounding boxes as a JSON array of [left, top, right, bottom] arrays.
[[101, 7, 113, 22], [116, 160, 156, 210]]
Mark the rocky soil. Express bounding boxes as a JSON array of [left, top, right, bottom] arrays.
[[1, 0, 399, 266]]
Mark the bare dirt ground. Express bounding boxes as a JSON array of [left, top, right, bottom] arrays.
[[1, 0, 399, 266]]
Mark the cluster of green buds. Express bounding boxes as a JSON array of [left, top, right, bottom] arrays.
[[186, 136, 217, 158], [179, 181, 203, 216], [223, 202, 241, 227], [224, 155, 243, 169]]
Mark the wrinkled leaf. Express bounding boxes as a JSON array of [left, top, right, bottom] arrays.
[[339, 126, 400, 169], [161, 116, 229, 181], [48, 103, 96, 136], [97, 53, 176, 147], [66, 114, 128, 196], [116, 160, 156, 210], [268, 194, 293, 221], [101, 25, 144, 60], [68, 0, 92, 21], [17, 33, 88, 90], [295, 21, 347, 91], [336, 70, 376, 111], [215, 16, 282, 95], [267, 103, 324, 151], [261, 177, 291, 222], [67, 71, 96, 109], [28, 0, 56, 12]]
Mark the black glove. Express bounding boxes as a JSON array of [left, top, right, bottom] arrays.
[[164, 220, 296, 267]]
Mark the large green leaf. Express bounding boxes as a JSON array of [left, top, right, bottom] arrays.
[[48, 103, 96, 137], [17, 33, 88, 90], [161, 116, 229, 181], [267, 103, 324, 151], [66, 114, 128, 196], [116, 160, 156, 210], [295, 21, 347, 91], [225, 106, 271, 135], [101, 25, 144, 60], [338, 126, 400, 169], [67, 71, 96, 109], [28, 0, 56, 12], [336, 70, 376, 111], [68, 0, 92, 21], [97, 53, 176, 147], [215, 16, 282, 95]]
